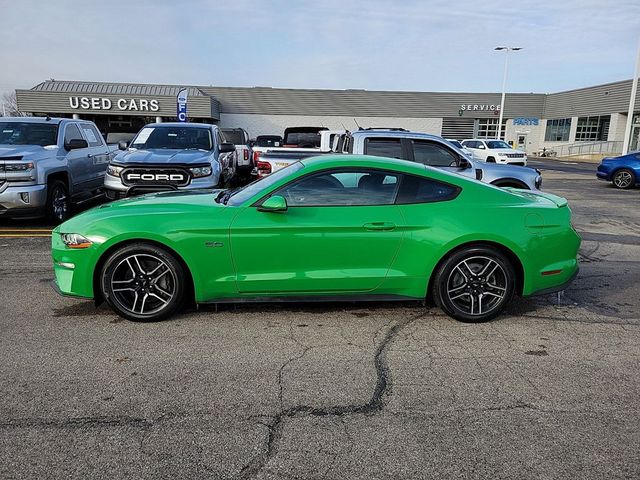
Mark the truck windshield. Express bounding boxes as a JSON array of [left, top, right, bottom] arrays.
[[130, 126, 212, 150], [0, 122, 58, 147], [486, 141, 511, 149]]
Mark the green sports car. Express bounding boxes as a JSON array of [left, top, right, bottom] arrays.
[[51, 155, 580, 323]]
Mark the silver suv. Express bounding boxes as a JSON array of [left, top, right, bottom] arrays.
[[0, 117, 112, 222], [340, 129, 541, 190]]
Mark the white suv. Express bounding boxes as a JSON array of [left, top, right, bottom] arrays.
[[461, 139, 527, 166]]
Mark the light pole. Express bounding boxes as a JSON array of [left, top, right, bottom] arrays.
[[495, 46, 522, 140], [622, 37, 640, 155]]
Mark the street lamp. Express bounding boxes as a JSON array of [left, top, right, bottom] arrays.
[[495, 46, 522, 140]]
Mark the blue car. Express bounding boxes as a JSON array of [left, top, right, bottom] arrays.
[[596, 151, 640, 189]]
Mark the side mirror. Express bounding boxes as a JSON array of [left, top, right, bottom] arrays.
[[258, 195, 288, 213], [65, 138, 88, 151], [219, 142, 235, 153], [477, 144, 485, 150], [118, 140, 129, 150]]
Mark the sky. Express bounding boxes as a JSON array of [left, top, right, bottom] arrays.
[[0, 0, 639, 96]]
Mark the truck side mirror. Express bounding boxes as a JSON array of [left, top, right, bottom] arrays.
[[219, 142, 235, 153], [118, 140, 129, 150], [65, 139, 88, 151]]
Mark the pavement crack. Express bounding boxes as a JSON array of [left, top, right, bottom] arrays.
[[236, 314, 421, 480]]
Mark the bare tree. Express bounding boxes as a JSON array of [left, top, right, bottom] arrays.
[[1, 92, 29, 117]]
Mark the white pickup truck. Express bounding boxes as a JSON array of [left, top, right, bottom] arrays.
[[254, 127, 344, 177]]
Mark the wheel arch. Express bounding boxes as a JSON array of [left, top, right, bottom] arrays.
[[426, 240, 525, 301], [490, 178, 530, 190], [92, 238, 195, 307]]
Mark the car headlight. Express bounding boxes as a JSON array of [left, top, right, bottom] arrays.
[[498, 153, 508, 157], [189, 166, 212, 178], [4, 162, 34, 172], [61, 233, 93, 249], [107, 164, 123, 177]]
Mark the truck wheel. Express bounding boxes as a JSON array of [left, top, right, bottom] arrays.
[[46, 180, 70, 224]]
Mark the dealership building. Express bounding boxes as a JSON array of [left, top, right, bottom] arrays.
[[14, 79, 640, 155]]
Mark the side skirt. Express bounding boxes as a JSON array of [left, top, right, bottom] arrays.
[[199, 293, 423, 305]]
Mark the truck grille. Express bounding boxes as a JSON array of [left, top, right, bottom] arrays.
[[121, 167, 191, 187], [506, 153, 525, 158]]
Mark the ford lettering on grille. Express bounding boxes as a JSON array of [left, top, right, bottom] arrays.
[[122, 168, 190, 187]]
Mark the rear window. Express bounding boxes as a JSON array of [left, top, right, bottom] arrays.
[[396, 175, 459, 204], [364, 138, 403, 159], [284, 132, 321, 147], [255, 136, 282, 147], [221, 129, 247, 145]]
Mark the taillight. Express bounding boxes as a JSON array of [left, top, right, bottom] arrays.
[[257, 160, 272, 176], [253, 151, 262, 163], [244, 149, 249, 161]]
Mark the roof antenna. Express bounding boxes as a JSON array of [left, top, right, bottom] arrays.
[[353, 118, 362, 130], [45, 115, 51, 121]]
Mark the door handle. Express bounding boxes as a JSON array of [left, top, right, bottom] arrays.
[[363, 222, 396, 231]]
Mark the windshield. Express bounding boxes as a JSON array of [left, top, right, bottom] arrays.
[[0, 122, 58, 146], [221, 130, 246, 145], [486, 140, 511, 149], [226, 162, 304, 206], [130, 126, 213, 150], [255, 136, 282, 147]]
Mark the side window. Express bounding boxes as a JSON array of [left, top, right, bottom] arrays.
[[396, 175, 459, 204], [412, 140, 458, 167], [276, 169, 399, 207], [363, 138, 403, 158], [465, 141, 476, 148], [64, 124, 84, 145], [80, 124, 103, 147]]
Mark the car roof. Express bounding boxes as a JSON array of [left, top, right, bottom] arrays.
[[144, 122, 214, 128], [350, 129, 446, 142], [0, 116, 66, 125]]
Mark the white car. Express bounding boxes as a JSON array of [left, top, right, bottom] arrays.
[[445, 139, 475, 159], [461, 139, 527, 166]]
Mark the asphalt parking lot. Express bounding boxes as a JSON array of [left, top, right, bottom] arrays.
[[1, 158, 639, 479]]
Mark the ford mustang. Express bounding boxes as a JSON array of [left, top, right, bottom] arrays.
[[52, 155, 580, 323], [596, 151, 640, 189]]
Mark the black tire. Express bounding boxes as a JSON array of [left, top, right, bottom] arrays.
[[486, 157, 496, 163], [432, 245, 516, 323], [100, 243, 186, 322], [46, 180, 70, 224], [612, 169, 635, 189]]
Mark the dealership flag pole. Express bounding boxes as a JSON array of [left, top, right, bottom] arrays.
[[622, 37, 640, 155], [495, 46, 522, 140]]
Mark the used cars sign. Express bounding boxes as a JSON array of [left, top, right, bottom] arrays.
[[69, 96, 160, 112]]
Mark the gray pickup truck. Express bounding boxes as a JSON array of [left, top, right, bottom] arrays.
[[0, 117, 113, 222], [259, 128, 542, 190], [104, 122, 236, 199]]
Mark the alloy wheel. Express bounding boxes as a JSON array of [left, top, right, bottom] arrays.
[[445, 255, 508, 316], [51, 186, 68, 221], [613, 170, 633, 189], [110, 253, 176, 315]]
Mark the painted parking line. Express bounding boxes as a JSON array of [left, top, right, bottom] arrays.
[[0, 228, 53, 238]]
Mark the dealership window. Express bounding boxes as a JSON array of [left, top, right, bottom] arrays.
[[476, 118, 507, 140], [544, 118, 571, 142], [575, 115, 610, 141]]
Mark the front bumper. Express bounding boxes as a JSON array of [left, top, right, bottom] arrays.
[[0, 183, 48, 217], [596, 166, 611, 181]]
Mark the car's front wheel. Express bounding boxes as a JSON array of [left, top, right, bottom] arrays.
[[432, 246, 516, 323], [612, 169, 635, 189], [100, 243, 186, 321]]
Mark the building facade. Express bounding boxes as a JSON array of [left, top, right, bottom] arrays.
[[14, 79, 640, 154]]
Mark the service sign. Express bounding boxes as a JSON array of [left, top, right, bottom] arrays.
[[69, 96, 160, 112], [460, 104, 501, 112]]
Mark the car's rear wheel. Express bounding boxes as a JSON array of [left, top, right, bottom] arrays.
[[46, 180, 70, 224], [432, 246, 515, 323], [100, 243, 185, 322], [612, 169, 635, 189]]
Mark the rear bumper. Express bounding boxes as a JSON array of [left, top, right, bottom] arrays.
[[527, 267, 579, 296], [0, 183, 48, 218]]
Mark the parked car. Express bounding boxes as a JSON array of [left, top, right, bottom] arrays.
[[104, 123, 236, 199], [0, 117, 113, 222], [596, 151, 640, 189], [446, 139, 475, 159], [52, 155, 579, 323], [461, 139, 528, 166], [220, 128, 252, 182]]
